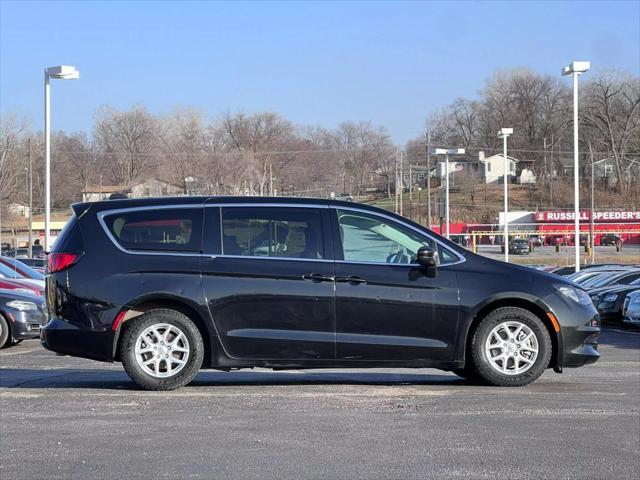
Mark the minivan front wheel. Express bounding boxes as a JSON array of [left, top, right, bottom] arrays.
[[470, 307, 551, 387], [120, 309, 204, 391]]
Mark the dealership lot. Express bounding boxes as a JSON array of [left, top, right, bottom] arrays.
[[1, 328, 639, 479]]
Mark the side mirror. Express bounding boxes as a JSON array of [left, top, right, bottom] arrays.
[[416, 246, 438, 278], [416, 246, 438, 267]]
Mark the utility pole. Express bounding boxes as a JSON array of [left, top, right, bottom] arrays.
[[426, 132, 431, 228], [550, 134, 554, 207], [269, 163, 273, 196], [0, 150, 5, 254], [394, 149, 399, 214], [28, 139, 33, 258], [543, 137, 547, 181], [399, 150, 404, 216], [409, 163, 413, 201]]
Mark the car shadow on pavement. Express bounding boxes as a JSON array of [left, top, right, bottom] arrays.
[[0, 367, 465, 390]]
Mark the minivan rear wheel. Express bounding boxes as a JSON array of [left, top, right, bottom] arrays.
[[120, 309, 204, 391], [469, 307, 551, 387]]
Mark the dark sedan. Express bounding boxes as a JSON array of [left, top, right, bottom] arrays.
[[590, 284, 640, 324], [508, 239, 530, 255], [0, 289, 46, 348]]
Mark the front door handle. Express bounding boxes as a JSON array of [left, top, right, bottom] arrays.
[[302, 273, 335, 282], [335, 275, 367, 284]]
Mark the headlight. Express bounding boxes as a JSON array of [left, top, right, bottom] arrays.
[[6, 300, 39, 311], [602, 293, 618, 303], [554, 285, 593, 305]]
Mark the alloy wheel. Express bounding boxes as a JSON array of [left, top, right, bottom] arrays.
[[134, 323, 190, 378], [484, 321, 539, 376]]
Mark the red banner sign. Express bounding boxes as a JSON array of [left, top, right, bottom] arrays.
[[535, 211, 640, 222]]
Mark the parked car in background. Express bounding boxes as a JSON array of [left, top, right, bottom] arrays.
[[0, 279, 43, 297], [334, 193, 353, 202], [0, 256, 45, 281], [583, 270, 640, 291], [568, 266, 633, 286], [41, 196, 600, 391], [0, 289, 46, 348], [15, 257, 46, 273], [600, 234, 621, 246], [589, 281, 640, 324], [622, 291, 640, 327], [508, 239, 530, 255], [0, 263, 45, 294], [551, 264, 634, 277]]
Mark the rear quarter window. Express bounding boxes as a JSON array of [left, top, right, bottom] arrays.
[[102, 208, 203, 252]]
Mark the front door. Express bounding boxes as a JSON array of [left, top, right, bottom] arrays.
[[201, 205, 335, 360], [331, 208, 460, 362]]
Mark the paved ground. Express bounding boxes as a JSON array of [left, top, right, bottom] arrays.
[[1, 328, 639, 480]]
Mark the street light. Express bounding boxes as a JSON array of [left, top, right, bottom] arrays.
[[498, 128, 513, 262], [44, 65, 79, 251], [562, 60, 590, 272], [430, 147, 465, 238]]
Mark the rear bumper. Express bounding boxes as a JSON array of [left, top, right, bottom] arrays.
[[40, 316, 114, 362]]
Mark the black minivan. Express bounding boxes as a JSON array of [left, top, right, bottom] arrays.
[[41, 197, 600, 390]]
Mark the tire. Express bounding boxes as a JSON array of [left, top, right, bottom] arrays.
[[120, 309, 204, 391], [0, 314, 10, 349], [469, 307, 552, 387]]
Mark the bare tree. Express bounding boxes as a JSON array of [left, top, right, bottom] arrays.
[[582, 72, 640, 192], [94, 105, 158, 184]]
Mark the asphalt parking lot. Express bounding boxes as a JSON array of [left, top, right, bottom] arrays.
[[1, 328, 639, 480]]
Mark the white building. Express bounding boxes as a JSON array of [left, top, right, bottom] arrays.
[[478, 151, 518, 184], [518, 168, 537, 184], [7, 203, 30, 218], [82, 178, 184, 202]]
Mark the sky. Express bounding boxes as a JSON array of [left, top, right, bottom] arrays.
[[1, 0, 639, 144]]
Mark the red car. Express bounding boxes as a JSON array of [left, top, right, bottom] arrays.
[[0, 278, 44, 296]]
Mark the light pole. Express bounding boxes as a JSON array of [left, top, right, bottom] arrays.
[[562, 60, 589, 272], [430, 148, 465, 238], [44, 65, 79, 251], [498, 128, 513, 262]]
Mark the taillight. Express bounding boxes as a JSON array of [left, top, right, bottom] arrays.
[[47, 252, 83, 273]]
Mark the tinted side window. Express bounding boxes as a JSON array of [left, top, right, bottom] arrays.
[[336, 209, 457, 265], [221, 207, 325, 259], [103, 208, 203, 252]]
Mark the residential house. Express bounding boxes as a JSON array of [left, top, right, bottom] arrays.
[[435, 159, 482, 185], [478, 151, 518, 184], [7, 203, 30, 218], [82, 178, 185, 202]]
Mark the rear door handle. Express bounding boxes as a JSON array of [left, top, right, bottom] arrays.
[[335, 275, 367, 284], [302, 273, 335, 282]]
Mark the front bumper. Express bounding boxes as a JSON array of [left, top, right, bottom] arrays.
[[546, 294, 601, 369], [41, 316, 115, 362], [4, 309, 44, 341]]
